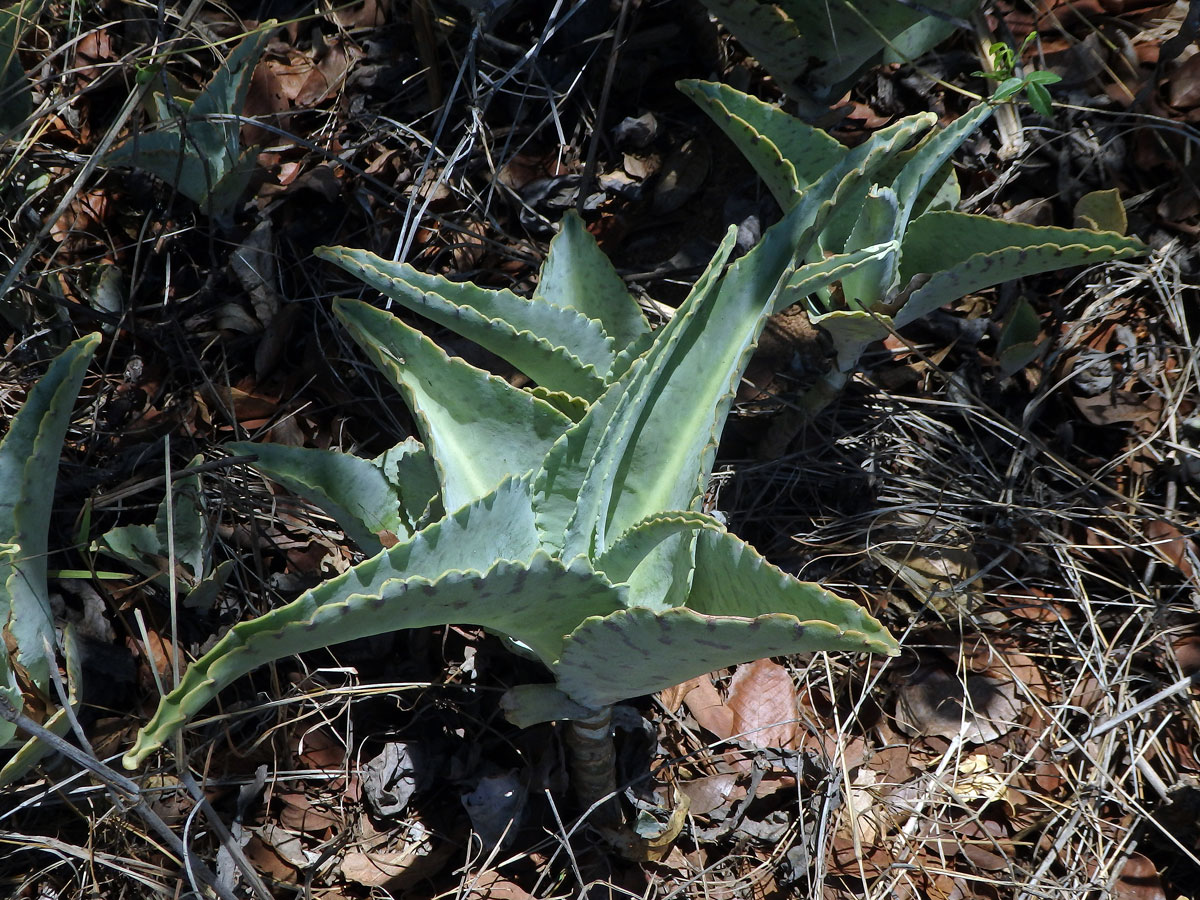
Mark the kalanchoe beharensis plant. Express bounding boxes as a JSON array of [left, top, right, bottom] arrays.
[[119, 113, 957, 815], [679, 80, 1147, 434], [0, 333, 100, 784], [122, 88, 1144, 848]]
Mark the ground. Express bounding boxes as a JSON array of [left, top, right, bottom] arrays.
[[1, 0, 1200, 898]]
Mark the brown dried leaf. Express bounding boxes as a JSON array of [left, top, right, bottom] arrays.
[[682, 674, 734, 740], [725, 659, 799, 750]]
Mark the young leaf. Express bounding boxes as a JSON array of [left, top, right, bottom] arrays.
[[334, 298, 572, 510], [534, 211, 649, 353]]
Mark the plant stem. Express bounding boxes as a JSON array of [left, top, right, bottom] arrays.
[[565, 705, 623, 828]]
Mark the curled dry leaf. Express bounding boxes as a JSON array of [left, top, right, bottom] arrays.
[[894, 664, 1021, 743]]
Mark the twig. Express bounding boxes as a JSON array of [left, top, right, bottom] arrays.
[[0, 694, 237, 900]]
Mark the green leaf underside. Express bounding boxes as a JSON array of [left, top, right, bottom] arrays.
[[556, 529, 896, 708], [782, 242, 899, 313], [500, 683, 598, 728], [534, 211, 649, 353], [899, 211, 1147, 284], [226, 442, 405, 549], [318, 247, 611, 398], [373, 438, 442, 532], [333, 298, 572, 511], [122, 477, 613, 767], [0, 333, 100, 746]]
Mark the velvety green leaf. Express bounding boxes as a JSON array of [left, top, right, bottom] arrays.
[[124, 475, 571, 768], [535, 211, 649, 353], [0, 333, 99, 746], [226, 442, 407, 549], [676, 80, 843, 206], [334, 298, 572, 511], [318, 247, 612, 398], [899, 212, 1146, 284]]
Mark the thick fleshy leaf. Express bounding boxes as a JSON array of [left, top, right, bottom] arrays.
[[0, 333, 99, 747], [899, 212, 1148, 283], [122, 476, 604, 768], [809, 309, 894, 373], [556, 528, 896, 708], [677, 79, 843, 206], [593, 511, 721, 586], [226, 442, 408, 549], [780, 241, 899, 314], [535, 211, 649, 353], [895, 213, 1148, 328], [700, 0, 975, 103], [334, 297, 572, 510], [537, 113, 935, 572], [840, 186, 900, 308], [126, 549, 622, 768], [188, 23, 274, 140], [592, 115, 937, 549], [373, 437, 441, 531], [889, 102, 992, 229], [318, 247, 611, 398]]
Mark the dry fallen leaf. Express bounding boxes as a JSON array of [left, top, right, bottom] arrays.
[[894, 664, 1021, 743], [725, 658, 799, 750]]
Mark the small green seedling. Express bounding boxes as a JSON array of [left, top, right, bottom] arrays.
[[973, 32, 1061, 118]]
